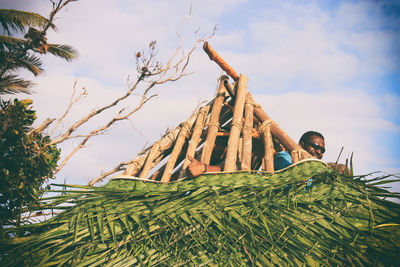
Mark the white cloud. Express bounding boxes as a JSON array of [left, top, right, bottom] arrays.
[[384, 94, 400, 119]]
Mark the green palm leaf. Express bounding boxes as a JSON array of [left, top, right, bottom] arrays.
[[1, 161, 400, 266], [0, 51, 42, 93], [0, 74, 33, 94], [11, 54, 43, 75], [0, 6, 76, 95], [0, 34, 26, 49], [0, 9, 55, 35], [47, 43, 78, 61]]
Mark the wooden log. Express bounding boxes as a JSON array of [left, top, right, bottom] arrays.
[[230, 91, 298, 153], [224, 74, 248, 171], [149, 163, 166, 180], [223, 79, 236, 99], [161, 121, 194, 183], [124, 103, 210, 176], [261, 123, 274, 172], [238, 137, 243, 164], [150, 142, 189, 181], [241, 93, 254, 171], [215, 131, 258, 137], [201, 77, 228, 164], [144, 146, 173, 179], [179, 105, 210, 177], [248, 94, 311, 158], [172, 104, 234, 179], [254, 105, 297, 151], [139, 142, 160, 178], [203, 42, 239, 81]]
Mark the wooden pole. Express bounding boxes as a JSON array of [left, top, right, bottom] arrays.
[[201, 76, 228, 164], [248, 94, 311, 158], [161, 121, 194, 183], [150, 142, 188, 181], [139, 142, 160, 178], [203, 42, 239, 81], [237, 137, 243, 164], [225, 82, 307, 156], [261, 123, 274, 172], [123, 104, 209, 176], [179, 105, 210, 177], [149, 164, 166, 181], [224, 74, 248, 171], [241, 93, 253, 171], [223, 79, 236, 99]]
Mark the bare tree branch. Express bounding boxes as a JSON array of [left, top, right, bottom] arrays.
[[88, 161, 132, 186], [50, 80, 87, 136], [28, 118, 56, 135], [48, 76, 144, 146], [53, 91, 157, 174]]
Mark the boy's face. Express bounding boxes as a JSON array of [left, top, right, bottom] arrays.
[[300, 135, 325, 159]]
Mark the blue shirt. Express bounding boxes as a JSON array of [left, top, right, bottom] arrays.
[[274, 151, 292, 171]]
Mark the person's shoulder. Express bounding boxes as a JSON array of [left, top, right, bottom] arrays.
[[275, 151, 290, 158], [274, 151, 292, 171]]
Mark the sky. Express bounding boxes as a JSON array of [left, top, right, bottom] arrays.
[[2, 0, 400, 190]]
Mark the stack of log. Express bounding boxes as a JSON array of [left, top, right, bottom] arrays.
[[123, 42, 312, 182]]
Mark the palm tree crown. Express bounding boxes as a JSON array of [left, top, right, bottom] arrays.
[[0, 8, 77, 94]]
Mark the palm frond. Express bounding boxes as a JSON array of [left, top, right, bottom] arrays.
[[47, 44, 78, 61], [0, 34, 26, 50], [1, 161, 400, 266], [0, 9, 55, 35], [0, 51, 43, 76], [0, 74, 33, 94], [11, 54, 43, 76]]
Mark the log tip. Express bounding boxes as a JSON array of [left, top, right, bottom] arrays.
[[203, 41, 209, 50], [203, 41, 214, 60]]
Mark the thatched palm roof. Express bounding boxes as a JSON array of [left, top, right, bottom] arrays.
[[2, 161, 400, 265]]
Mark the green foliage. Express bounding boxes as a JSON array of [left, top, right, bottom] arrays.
[[0, 7, 77, 94], [0, 98, 60, 229], [1, 161, 399, 266], [0, 9, 55, 35]]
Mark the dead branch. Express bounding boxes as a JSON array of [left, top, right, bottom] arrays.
[[28, 118, 56, 135], [48, 76, 144, 146], [88, 161, 131, 186], [50, 81, 87, 136], [53, 93, 156, 174]]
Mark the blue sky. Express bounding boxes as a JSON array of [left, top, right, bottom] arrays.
[[2, 0, 400, 188]]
